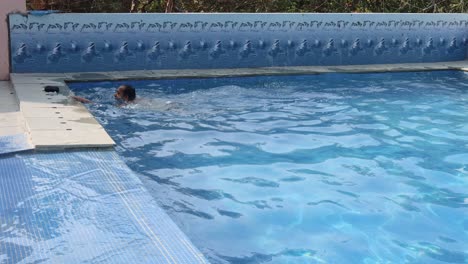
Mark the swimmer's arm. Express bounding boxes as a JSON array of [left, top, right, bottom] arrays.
[[70, 95, 92, 104]]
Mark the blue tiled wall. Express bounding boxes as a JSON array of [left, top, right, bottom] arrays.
[[9, 13, 468, 73]]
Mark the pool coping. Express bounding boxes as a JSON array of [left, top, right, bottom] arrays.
[[20, 59, 468, 82], [5, 59, 468, 150]]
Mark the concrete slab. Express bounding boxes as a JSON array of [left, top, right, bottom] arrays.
[[0, 81, 17, 101], [20, 98, 71, 107], [16, 94, 70, 105], [0, 126, 25, 136], [67, 72, 114, 81], [0, 114, 23, 128], [10, 73, 68, 78], [0, 81, 14, 96], [30, 129, 115, 149], [25, 116, 102, 131], [13, 84, 72, 104], [0, 81, 25, 137], [21, 101, 84, 110], [13, 83, 69, 92], [10, 73, 68, 85], [8, 77, 114, 149], [107, 70, 156, 80], [0, 112, 21, 122], [21, 104, 91, 118], [0, 100, 18, 113]]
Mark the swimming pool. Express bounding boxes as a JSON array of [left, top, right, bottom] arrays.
[[69, 71, 468, 263]]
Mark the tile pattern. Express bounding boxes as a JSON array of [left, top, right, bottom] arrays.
[[9, 13, 468, 73], [0, 150, 208, 263]]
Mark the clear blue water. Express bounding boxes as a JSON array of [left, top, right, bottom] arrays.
[[69, 71, 468, 264]]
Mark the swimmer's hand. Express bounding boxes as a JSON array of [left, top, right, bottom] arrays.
[[70, 95, 92, 104]]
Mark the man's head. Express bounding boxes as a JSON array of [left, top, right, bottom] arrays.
[[114, 84, 136, 102]]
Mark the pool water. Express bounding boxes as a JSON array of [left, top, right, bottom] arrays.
[[69, 71, 468, 264]]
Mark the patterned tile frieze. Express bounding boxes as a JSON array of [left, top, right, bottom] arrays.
[[9, 13, 468, 73]]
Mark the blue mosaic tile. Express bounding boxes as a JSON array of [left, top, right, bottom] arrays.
[[0, 150, 208, 263], [9, 13, 468, 73]]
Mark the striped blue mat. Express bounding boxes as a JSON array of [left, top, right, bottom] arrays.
[[0, 150, 208, 263]]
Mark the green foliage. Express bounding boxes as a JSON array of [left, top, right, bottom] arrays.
[[27, 0, 468, 13]]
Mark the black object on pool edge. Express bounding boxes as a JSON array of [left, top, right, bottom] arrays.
[[44, 86, 59, 93]]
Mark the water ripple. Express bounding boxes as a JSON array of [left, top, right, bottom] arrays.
[[69, 71, 468, 264]]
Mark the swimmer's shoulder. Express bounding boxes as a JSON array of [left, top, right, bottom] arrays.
[[133, 98, 143, 103]]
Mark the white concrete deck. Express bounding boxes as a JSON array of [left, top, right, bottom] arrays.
[[8, 78, 115, 149], [4, 60, 468, 149], [0, 81, 28, 137]]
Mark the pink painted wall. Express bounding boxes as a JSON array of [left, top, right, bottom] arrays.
[[0, 0, 26, 80]]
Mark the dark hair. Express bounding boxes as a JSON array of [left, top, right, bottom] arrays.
[[121, 84, 136, 101]]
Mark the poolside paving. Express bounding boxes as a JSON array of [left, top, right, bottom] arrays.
[[0, 81, 24, 136], [0, 81, 33, 154], [8, 79, 115, 150]]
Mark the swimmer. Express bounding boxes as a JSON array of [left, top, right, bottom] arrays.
[[72, 84, 177, 111], [113, 84, 136, 104], [71, 84, 136, 104]]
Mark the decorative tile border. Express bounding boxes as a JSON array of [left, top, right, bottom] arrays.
[[9, 13, 468, 73]]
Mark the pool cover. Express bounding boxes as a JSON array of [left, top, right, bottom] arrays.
[[0, 134, 33, 155], [0, 150, 208, 263]]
